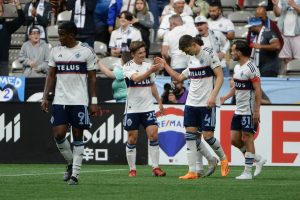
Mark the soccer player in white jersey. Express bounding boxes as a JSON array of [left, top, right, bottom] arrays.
[[41, 22, 98, 185], [221, 40, 267, 180], [123, 41, 166, 177], [155, 35, 229, 179]]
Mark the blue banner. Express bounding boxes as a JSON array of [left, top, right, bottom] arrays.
[[154, 76, 300, 104], [0, 76, 26, 102]]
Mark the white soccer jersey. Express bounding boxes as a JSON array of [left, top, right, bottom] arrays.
[[163, 25, 198, 70], [182, 47, 221, 107], [233, 61, 261, 115], [109, 26, 142, 50], [123, 60, 155, 113], [208, 16, 235, 35], [48, 42, 97, 106]]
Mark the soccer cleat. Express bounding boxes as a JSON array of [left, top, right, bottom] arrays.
[[254, 158, 267, 177], [196, 170, 205, 178], [63, 164, 72, 181], [68, 176, 78, 185], [152, 167, 166, 177], [128, 170, 137, 177], [220, 158, 230, 177], [235, 171, 252, 180], [203, 157, 218, 177], [179, 172, 198, 180]]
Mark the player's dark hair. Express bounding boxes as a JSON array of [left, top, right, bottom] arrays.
[[209, 1, 222, 8], [179, 35, 203, 52], [234, 40, 251, 57], [129, 41, 146, 54], [121, 51, 133, 64], [119, 10, 133, 21], [58, 21, 78, 36]]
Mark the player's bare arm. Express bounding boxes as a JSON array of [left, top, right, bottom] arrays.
[[207, 66, 224, 108], [130, 63, 160, 83], [252, 79, 262, 126], [220, 86, 235, 104], [88, 70, 98, 117], [154, 57, 186, 82], [41, 67, 56, 113], [151, 83, 164, 114]]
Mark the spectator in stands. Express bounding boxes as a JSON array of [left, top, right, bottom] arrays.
[[49, 0, 67, 24], [161, 78, 188, 104], [247, 17, 281, 77], [67, 0, 96, 48], [247, 6, 284, 50], [18, 26, 50, 77], [272, 0, 300, 72], [157, 0, 194, 40], [161, 0, 193, 19], [98, 51, 132, 103], [94, 0, 111, 47], [189, 0, 210, 17], [0, 0, 24, 76], [194, 15, 230, 76], [147, 0, 169, 37], [107, 0, 137, 34], [109, 11, 142, 57], [132, 0, 154, 56], [207, 2, 235, 40], [161, 15, 198, 73], [24, 0, 52, 42]]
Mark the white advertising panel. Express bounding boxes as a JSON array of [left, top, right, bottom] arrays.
[[153, 105, 300, 166]]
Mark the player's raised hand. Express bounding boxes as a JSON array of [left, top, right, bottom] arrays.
[[153, 57, 167, 69]]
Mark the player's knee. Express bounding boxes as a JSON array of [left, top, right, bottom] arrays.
[[127, 134, 138, 144]]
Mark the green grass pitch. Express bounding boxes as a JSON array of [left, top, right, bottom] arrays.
[[0, 164, 299, 200]]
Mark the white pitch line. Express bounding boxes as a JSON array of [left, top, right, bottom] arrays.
[[0, 169, 127, 177]]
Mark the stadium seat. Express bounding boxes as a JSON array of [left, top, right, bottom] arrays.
[[11, 59, 23, 73], [228, 11, 253, 25], [2, 4, 17, 18], [99, 56, 121, 70], [47, 25, 59, 39], [286, 59, 300, 76], [244, 0, 268, 11], [9, 49, 20, 65], [57, 10, 72, 25], [10, 33, 24, 48], [221, 0, 236, 11], [94, 41, 108, 57], [234, 26, 248, 39]]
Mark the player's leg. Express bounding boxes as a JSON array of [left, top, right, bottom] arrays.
[[69, 127, 84, 185], [124, 113, 140, 177], [202, 107, 229, 177], [235, 131, 255, 180], [144, 111, 165, 177], [196, 133, 218, 177], [179, 106, 200, 179], [126, 130, 138, 177], [68, 105, 91, 185], [51, 105, 73, 181]]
